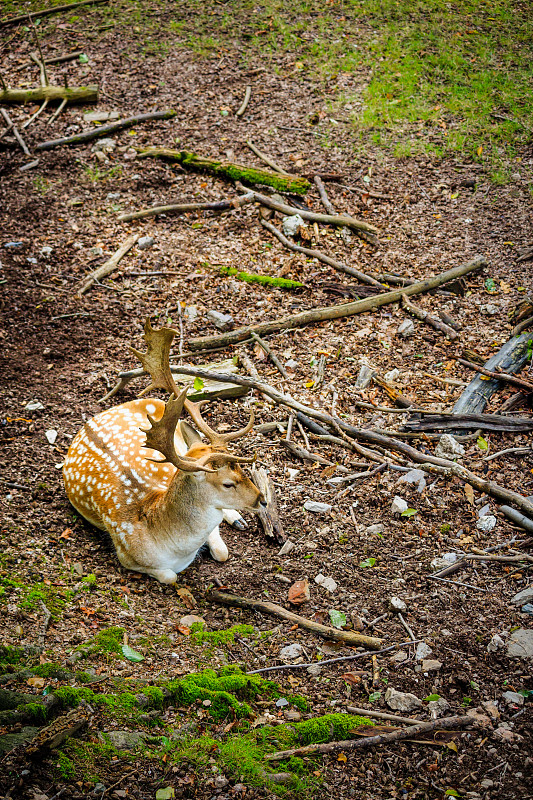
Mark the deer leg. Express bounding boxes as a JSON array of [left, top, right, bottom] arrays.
[[222, 509, 247, 530], [207, 526, 229, 562]]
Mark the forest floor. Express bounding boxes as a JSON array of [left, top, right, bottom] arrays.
[[0, 1, 532, 799]]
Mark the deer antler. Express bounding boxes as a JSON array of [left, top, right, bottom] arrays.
[[130, 318, 180, 397], [185, 399, 255, 447]]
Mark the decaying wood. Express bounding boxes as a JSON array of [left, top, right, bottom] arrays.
[[137, 148, 311, 195], [245, 185, 378, 235], [246, 140, 290, 174], [404, 412, 533, 433], [314, 175, 351, 244], [373, 375, 416, 409], [250, 332, 289, 378], [513, 315, 533, 336], [453, 332, 533, 414], [0, 107, 30, 155], [207, 589, 384, 649], [0, 0, 106, 27], [185, 256, 486, 351], [0, 85, 98, 105], [35, 109, 175, 151], [260, 218, 386, 289], [499, 505, 533, 533], [265, 715, 476, 761], [251, 465, 286, 545], [76, 234, 139, 296], [438, 309, 461, 330], [457, 358, 533, 393], [235, 85, 251, 117], [280, 439, 350, 472], [346, 706, 423, 726], [18, 51, 83, 70], [401, 294, 459, 339], [118, 192, 254, 222]]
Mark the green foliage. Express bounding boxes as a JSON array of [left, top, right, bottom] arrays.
[[189, 622, 255, 647], [75, 626, 125, 658], [57, 738, 123, 782], [218, 267, 304, 290]]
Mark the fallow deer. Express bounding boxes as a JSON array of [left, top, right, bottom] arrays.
[[63, 320, 265, 583]]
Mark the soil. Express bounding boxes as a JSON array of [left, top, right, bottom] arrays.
[[0, 4, 532, 800]]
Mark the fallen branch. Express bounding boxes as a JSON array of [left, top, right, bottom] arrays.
[[138, 148, 310, 195], [17, 51, 84, 70], [35, 109, 175, 151], [235, 85, 251, 117], [250, 332, 289, 378], [76, 234, 139, 296], [251, 465, 286, 545], [246, 140, 289, 174], [206, 589, 384, 649], [247, 186, 378, 235], [0, 85, 98, 105], [404, 412, 533, 433], [185, 255, 486, 351], [346, 706, 423, 726], [261, 218, 386, 289], [314, 175, 351, 245], [0, 0, 106, 26], [0, 108, 30, 155], [118, 192, 254, 222], [458, 358, 533, 393], [265, 715, 476, 761], [280, 438, 350, 472], [401, 294, 458, 340]]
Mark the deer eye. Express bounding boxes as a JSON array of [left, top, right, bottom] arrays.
[[223, 482, 236, 489]]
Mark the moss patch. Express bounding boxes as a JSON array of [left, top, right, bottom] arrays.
[[218, 267, 304, 290], [74, 626, 125, 659]]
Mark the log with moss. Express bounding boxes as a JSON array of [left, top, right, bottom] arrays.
[[137, 148, 311, 195], [0, 85, 98, 105], [219, 266, 304, 290]]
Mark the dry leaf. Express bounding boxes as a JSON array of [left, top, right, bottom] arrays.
[[176, 587, 196, 609], [342, 672, 362, 685], [320, 464, 337, 479], [464, 483, 474, 505], [60, 528, 72, 539], [337, 752, 347, 763], [177, 625, 191, 636], [27, 676, 46, 688], [446, 741, 458, 752]]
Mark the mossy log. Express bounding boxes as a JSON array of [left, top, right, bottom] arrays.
[[219, 266, 304, 290], [0, 85, 98, 105], [137, 148, 311, 195]]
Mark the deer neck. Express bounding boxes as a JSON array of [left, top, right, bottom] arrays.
[[142, 471, 223, 549]]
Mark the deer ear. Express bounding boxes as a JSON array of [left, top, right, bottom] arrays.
[[180, 421, 202, 449]]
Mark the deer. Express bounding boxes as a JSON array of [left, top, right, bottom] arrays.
[[63, 320, 265, 584]]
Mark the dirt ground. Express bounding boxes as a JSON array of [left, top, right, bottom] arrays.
[[0, 3, 532, 799]]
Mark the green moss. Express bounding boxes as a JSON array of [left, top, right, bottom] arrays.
[[21, 701, 48, 722], [31, 662, 70, 680], [56, 751, 76, 780], [0, 644, 26, 666], [57, 739, 123, 782], [75, 626, 124, 658], [218, 267, 304, 290], [189, 623, 255, 647], [140, 686, 164, 709]]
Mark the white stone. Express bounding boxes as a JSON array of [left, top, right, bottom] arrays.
[[286, 468, 300, 480], [510, 587, 533, 606], [388, 596, 407, 613], [45, 429, 57, 445], [435, 434, 465, 459], [397, 468, 426, 492], [389, 650, 408, 663], [385, 687, 422, 712], [206, 310, 234, 330], [355, 363, 376, 389], [91, 137, 116, 152], [304, 501, 332, 514], [391, 496, 408, 514], [25, 400, 44, 411], [278, 540, 295, 556], [280, 643, 304, 661], [477, 515, 497, 531], [137, 236, 154, 250], [314, 574, 338, 593], [184, 305, 198, 321], [422, 659, 442, 672], [282, 214, 306, 237], [430, 552, 458, 571], [366, 523, 385, 535], [398, 318, 415, 338], [502, 691, 524, 706], [487, 634, 505, 653], [415, 642, 432, 661], [384, 368, 400, 382], [507, 628, 533, 659], [428, 697, 450, 719]]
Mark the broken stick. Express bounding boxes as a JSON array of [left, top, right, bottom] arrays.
[[76, 234, 139, 296], [251, 465, 286, 545], [206, 589, 383, 649], [401, 294, 458, 340], [118, 193, 254, 222], [264, 715, 476, 761], [457, 358, 533, 394]]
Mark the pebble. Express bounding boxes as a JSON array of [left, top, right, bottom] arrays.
[[428, 697, 450, 718], [185, 305, 198, 321], [430, 552, 458, 571], [506, 627, 533, 658], [45, 429, 58, 445], [435, 433, 465, 459], [283, 709, 302, 722], [314, 573, 338, 593], [502, 690, 524, 707], [284, 358, 299, 372], [397, 468, 426, 492], [213, 776, 228, 789], [279, 643, 304, 661], [422, 659, 442, 672], [286, 468, 300, 480], [40, 246, 53, 257], [25, 399, 44, 411], [477, 503, 491, 518], [384, 368, 400, 382], [179, 614, 205, 627], [84, 110, 120, 123], [206, 310, 234, 330], [355, 363, 376, 389], [275, 697, 289, 707], [398, 318, 415, 338], [510, 586, 533, 606], [278, 539, 295, 556], [477, 514, 497, 531], [4, 241, 23, 248], [306, 664, 322, 676], [481, 303, 499, 315], [385, 687, 422, 712], [487, 633, 505, 653], [481, 700, 500, 719], [415, 642, 432, 661], [521, 603, 533, 616], [91, 137, 116, 152], [282, 214, 306, 236], [391, 496, 408, 514], [366, 523, 385, 535], [388, 596, 407, 613], [137, 236, 155, 250], [304, 500, 332, 514], [389, 649, 408, 663]]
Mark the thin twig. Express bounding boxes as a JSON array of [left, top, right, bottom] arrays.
[[427, 575, 489, 592], [247, 641, 418, 675], [48, 97, 68, 125], [251, 332, 289, 379], [314, 175, 350, 244], [21, 98, 49, 129], [0, 108, 31, 155], [236, 85, 251, 117], [246, 140, 289, 174], [76, 234, 139, 295], [28, 24, 49, 86], [484, 446, 532, 462], [346, 706, 423, 726], [397, 613, 416, 641]]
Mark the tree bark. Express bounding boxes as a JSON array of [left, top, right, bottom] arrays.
[[0, 85, 98, 105]]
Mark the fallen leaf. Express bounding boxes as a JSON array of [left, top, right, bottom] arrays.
[[60, 528, 72, 539], [329, 609, 347, 628], [177, 625, 191, 636], [337, 752, 347, 763], [464, 484, 474, 505], [342, 672, 362, 686], [121, 644, 144, 662], [27, 676, 46, 688], [176, 587, 196, 608], [446, 741, 459, 752]]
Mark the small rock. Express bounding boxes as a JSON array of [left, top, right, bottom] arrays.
[[213, 776, 228, 789], [366, 522, 385, 535], [267, 772, 295, 785], [206, 310, 234, 331], [506, 628, 533, 659], [283, 709, 301, 722], [422, 659, 442, 672], [40, 246, 53, 258], [477, 503, 491, 518], [398, 318, 415, 338], [288, 579, 310, 606], [93, 784, 106, 795], [391, 496, 408, 514], [45, 429, 57, 445], [430, 553, 458, 571], [27, 257, 37, 264], [388, 596, 407, 613], [389, 650, 408, 664], [477, 515, 497, 531], [428, 697, 450, 719], [233, 784, 246, 794], [397, 468, 426, 492], [306, 664, 322, 676], [84, 110, 120, 123], [99, 730, 145, 750], [435, 433, 465, 459], [480, 779, 494, 789], [137, 236, 155, 250], [279, 643, 304, 661], [465, 709, 492, 727], [93, 149, 107, 163], [3, 241, 23, 249], [282, 214, 306, 237], [284, 358, 299, 372], [286, 468, 300, 480], [304, 500, 332, 514], [72, 562, 84, 576], [88, 245, 104, 259], [521, 603, 533, 616], [481, 700, 500, 719], [385, 687, 422, 712], [384, 368, 400, 382], [493, 726, 523, 743], [278, 539, 295, 556], [91, 137, 116, 152], [24, 400, 44, 411], [179, 614, 205, 627], [510, 586, 533, 606], [415, 642, 433, 661], [314, 574, 337, 593], [275, 697, 289, 707], [184, 305, 198, 322], [355, 363, 376, 389], [487, 633, 505, 653], [502, 690, 524, 707], [481, 303, 499, 316]]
